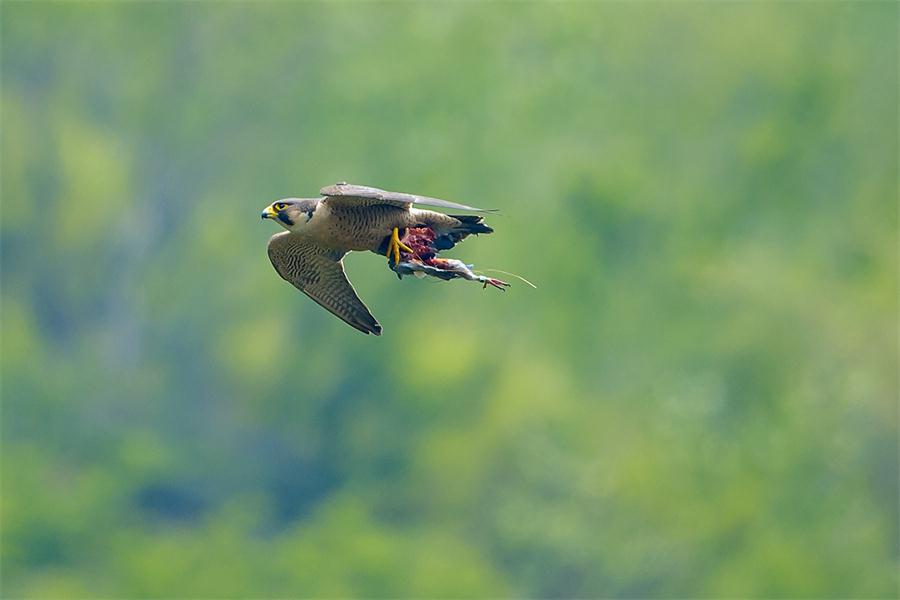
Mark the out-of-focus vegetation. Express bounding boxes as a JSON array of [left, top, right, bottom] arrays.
[[1, 2, 897, 598]]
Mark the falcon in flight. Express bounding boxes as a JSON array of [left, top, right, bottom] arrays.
[[261, 183, 503, 335]]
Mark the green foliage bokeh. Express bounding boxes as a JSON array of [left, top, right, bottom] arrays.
[[1, 2, 897, 598]]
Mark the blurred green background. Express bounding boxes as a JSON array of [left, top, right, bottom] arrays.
[[1, 2, 897, 598]]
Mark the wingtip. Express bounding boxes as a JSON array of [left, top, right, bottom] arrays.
[[361, 321, 383, 336]]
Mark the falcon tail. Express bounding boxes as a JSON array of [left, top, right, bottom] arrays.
[[450, 214, 493, 234], [433, 214, 494, 251]]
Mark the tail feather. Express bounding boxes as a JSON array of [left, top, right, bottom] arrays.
[[432, 214, 494, 251], [451, 214, 494, 234]]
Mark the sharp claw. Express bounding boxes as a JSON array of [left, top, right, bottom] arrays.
[[386, 228, 396, 264]]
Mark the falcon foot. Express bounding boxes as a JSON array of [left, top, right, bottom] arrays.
[[386, 227, 414, 266]]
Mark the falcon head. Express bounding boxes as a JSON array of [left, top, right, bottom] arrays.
[[261, 198, 317, 232]]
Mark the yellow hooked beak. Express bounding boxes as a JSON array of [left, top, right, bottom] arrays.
[[261, 205, 277, 220]]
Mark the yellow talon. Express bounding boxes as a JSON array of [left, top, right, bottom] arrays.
[[386, 227, 413, 266]]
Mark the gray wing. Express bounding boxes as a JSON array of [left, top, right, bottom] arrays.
[[267, 232, 382, 335], [320, 182, 496, 213]]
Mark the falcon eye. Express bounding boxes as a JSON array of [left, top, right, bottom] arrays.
[[274, 202, 286, 211]]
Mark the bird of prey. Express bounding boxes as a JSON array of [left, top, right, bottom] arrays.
[[261, 182, 501, 335]]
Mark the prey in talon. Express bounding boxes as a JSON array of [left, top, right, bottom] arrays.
[[261, 182, 504, 336], [389, 226, 510, 290]]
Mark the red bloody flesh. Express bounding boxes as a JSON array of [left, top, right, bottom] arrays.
[[400, 227, 440, 265]]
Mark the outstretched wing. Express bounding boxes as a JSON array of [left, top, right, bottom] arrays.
[[267, 232, 382, 335], [320, 182, 496, 213]]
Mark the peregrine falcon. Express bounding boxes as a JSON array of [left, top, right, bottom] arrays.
[[261, 183, 502, 336]]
